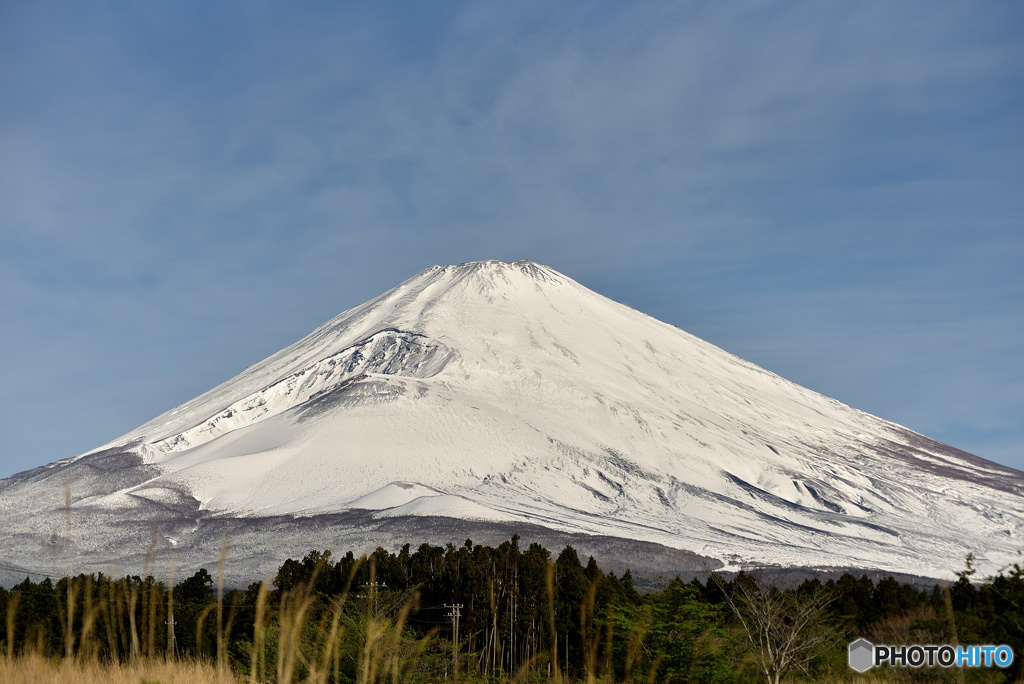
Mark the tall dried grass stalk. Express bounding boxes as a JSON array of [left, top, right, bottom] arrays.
[[546, 561, 560, 684], [216, 535, 231, 675], [196, 604, 216, 658], [63, 478, 73, 660], [78, 575, 100, 659], [379, 589, 419, 683], [123, 577, 140, 660], [357, 558, 381, 684], [144, 527, 159, 658], [5, 592, 18, 660], [99, 570, 117, 660], [580, 577, 600, 684], [624, 605, 652, 683], [277, 565, 321, 682], [249, 577, 270, 684], [167, 549, 178, 658], [943, 585, 967, 684]]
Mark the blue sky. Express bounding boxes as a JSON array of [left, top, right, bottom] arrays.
[[1, 0, 1021, 478]]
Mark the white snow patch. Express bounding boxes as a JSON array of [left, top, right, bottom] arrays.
[[348, 482, 443, 510], [374, 494, 518, 522]]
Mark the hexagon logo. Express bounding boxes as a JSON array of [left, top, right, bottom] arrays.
[[848, 638, 875, 672]]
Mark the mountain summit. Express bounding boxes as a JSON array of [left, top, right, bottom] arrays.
[[3, 260, 1022, 581]]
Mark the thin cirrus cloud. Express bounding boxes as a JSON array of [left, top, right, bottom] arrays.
[[0, 0, 1021, 477]]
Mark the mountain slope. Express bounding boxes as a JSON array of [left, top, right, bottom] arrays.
[[2, 260, 1022, 582]]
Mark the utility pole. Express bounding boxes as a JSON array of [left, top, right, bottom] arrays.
[[165, 610, 177, 658], [445, 603, 463, 682], [370, 581, 386, 616]]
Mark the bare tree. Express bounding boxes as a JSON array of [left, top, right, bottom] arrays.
[[712, 573, 837, 684]]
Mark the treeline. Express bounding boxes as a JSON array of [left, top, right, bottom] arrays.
[[1, 537, 1021, 682]]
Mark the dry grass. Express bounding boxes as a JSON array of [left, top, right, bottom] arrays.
[[1, 554, 437, 684], [0, 652, 238, 683]]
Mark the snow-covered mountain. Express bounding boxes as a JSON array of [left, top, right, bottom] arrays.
[[2, 260, 1022, 582]]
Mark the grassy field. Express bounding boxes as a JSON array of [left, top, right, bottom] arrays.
[[0, 653, 236, 683]]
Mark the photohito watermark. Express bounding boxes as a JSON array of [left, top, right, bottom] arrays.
[[848, 638, 1014, 673]]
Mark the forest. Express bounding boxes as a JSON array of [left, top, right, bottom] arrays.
[[1, 536, 1021, 683]]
